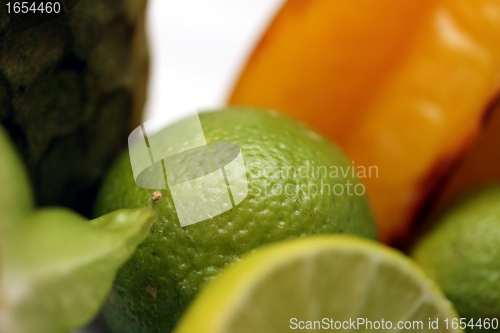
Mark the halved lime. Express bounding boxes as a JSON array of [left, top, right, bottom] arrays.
[[174, 236, 462, 333]]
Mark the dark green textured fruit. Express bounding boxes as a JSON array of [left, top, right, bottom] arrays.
[[95, 108, 377, 333], [0, 0, 149, 214]]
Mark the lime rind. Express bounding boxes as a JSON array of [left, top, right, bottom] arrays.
[[411, 186, 500, 328], [96, 108, 377, 333]]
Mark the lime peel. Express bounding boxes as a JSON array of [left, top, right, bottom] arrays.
[[96, 108, 376, 333]]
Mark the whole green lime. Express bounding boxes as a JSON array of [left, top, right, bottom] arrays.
[[95, 108, 376, 333], [411, 186, 500, 332]]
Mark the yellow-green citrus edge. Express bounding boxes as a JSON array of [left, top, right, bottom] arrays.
[[174, 235, 461, 333]]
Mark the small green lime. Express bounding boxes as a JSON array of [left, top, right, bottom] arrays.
[[175, 235, 462, 333], [95, 108, 376, 333], [411, 186, 500, 332]]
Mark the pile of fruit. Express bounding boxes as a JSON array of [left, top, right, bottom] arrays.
[[1, 1, 499, 333], [95, 108, 500, 333]]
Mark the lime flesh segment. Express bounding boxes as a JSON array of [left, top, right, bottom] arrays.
[[175, 236, 462, 333]]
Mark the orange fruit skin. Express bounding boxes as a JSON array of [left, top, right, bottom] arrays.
[[229, 0, 500, 243]]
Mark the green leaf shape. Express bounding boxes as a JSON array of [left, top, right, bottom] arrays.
[[0, 123, 157, 332], [0, 126, 33, 226], [0, 207, 157, 333]]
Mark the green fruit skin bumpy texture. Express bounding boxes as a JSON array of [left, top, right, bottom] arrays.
[[95, 108, 376, 333], [412, 187, 500, 332], [0, 0, 149, 214]]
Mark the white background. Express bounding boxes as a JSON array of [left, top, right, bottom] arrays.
[[144, 0, 284, 126]]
